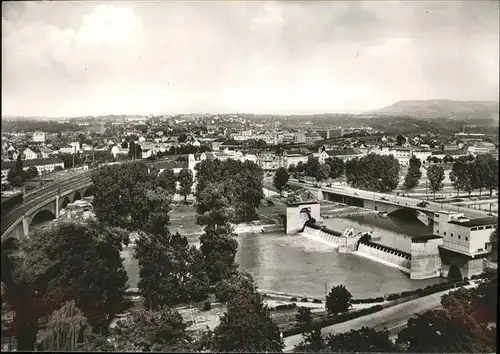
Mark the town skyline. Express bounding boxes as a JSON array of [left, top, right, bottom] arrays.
[[2, 1, 499, 117]]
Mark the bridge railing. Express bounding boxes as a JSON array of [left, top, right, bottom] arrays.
[[1, 175, 93, 238]]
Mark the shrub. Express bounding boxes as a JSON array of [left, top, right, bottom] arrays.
[[274, 303, 297, 311], [290, 297, 297, 302], [202, 301, 211, 311], [312, 299, 322, 304], [352, 297, 384, 304], [301, 298, 309, 303]]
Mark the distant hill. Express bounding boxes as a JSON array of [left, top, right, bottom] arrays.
[[366, 100, 499, 120]]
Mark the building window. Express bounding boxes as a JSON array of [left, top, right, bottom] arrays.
[[458, 235, 461, 239], [451, 233, 453, 237], [471, 227, 478, 231], [485, 226, 492, 229], [478, 227, 484, 230], [465, 236, 468, 241], [444, 232, 447, 235]]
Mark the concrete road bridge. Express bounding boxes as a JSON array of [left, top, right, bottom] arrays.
[[1, 171, 94, 242], [0, 158, 188, 243], [289, 181, 492, 220]]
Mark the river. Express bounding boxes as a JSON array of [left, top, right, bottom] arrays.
[[122, 213, 443, 299]]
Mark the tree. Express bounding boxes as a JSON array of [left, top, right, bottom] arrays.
[[489, 227, 498, 261], [273, 167, 289, 196], [396, 134, 406, 146], [295, 306, 313, 328], [177, 133, 188, 143], [214, 270, 254, 303], [345, 153, 400, 192], [37, 301, 91, 352], [427, 164, 445, 199], [25, 166, 39, 181], [403, 167, 420, 191], [322, 327, 398, 353], [91, 163, 172, 232], [113, 307, 191, 352], [450, 160, 474, 196], [306, 157, 320, 177], [324, 157, 344, 179], [325, 285, 352, 316], [19, 221, 128, 334], [7, 154, 25, 187], [208, 278, 284, 352], [178, 168, 193, 202], [128, 141, 142, 159], [288, 164, 297, 175], [120, 141, 128, 149], [296, 161, 305, 174], [157, 168, 177, 195], [316, 163, 330, 183], [474, 154, 498, 196], [135, 231, 209, 310], [443, 154, 454, 163], [53, 165, 64, 172], [396, 309, 494, 353], [295, 326, 326, 353]]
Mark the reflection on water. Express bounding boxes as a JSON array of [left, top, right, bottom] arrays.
[[122, 213, 442, 298]]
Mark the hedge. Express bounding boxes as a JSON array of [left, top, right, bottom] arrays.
[[273, 303, 297, 311], [282, 304, 384, 337], [300, 298, 309, 303], [351, 296, 384, 304], [312, 299, 322, 304], [290, 297, 298, 302], [385, 280, 470, 301]]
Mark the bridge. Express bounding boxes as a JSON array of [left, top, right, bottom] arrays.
[[289, 181, 492, 221], [1, 171, 94, 242], [0, 158, 187, 243]]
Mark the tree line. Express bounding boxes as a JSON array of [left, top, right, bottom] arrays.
[[294, 271, 497, 353], [6, 154, 40, 187], [450, 154, 498, 197]]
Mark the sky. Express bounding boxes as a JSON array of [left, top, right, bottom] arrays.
[[2, 1, 499, 117]]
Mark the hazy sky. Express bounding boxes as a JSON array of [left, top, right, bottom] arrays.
[[2, 1, 499, 117]]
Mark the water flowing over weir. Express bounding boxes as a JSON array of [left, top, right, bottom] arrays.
[[300, 223, 412, 273]]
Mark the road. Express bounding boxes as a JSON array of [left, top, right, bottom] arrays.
[[289, 180, 491, 219], [1, 173, 92, 238], [284, 283, 478, 352]]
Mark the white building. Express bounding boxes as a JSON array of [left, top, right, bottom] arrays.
[[110, 145, 129, 158], [434, 211, 497, 257], [22, 147, 39, 160], [32, 131, 46, 143]]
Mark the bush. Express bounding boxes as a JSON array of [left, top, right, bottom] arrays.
[[300, 298, 309, 303], [201, 301, 211, 311], [352, 297, 384, 304], [290, 297, 297, 302], [281, 304, 384, 337], [312, 299, 322, 304], [274, 303, 297, 311]]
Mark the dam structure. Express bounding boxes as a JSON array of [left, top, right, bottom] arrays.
[[287, 202, 444, 279]]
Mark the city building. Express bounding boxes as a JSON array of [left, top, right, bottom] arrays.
[[468, 142, 497, 155], [327, 128, 344, 139], [32, 131, 46, 143], [294, 132, 306, 144], [1, 157, 64, 180], [326, 148, 363, 162], [22, 147, 39, 160], [434, 211, 497, 257]]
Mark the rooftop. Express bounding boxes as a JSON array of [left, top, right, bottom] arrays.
[[448, 216, 498, 228]]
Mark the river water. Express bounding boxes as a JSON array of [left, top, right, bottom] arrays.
[[122, 213, 443, 299]]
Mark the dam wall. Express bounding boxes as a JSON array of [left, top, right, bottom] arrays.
[[356, 241, 411, 274], [302, 225, 359, 253], [410, 237, 443, 280]]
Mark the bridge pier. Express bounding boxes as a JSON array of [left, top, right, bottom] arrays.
[[55, 195, 60, 219], [22, 216, 29, 238]]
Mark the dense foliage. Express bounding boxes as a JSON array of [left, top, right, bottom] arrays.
[[273, 167, 289, 195], [204, 277, 284, 352], [194, 159, 264, 223], [403, 156, 422, 191], [426, 164, 445, 198], [113, 307, 192, 352], [135, 231, 209, 310], [91, 162, 173, 232], [178, 168, 194, 202], [345, 153, 400, 192], [325, 285, 353, 316]]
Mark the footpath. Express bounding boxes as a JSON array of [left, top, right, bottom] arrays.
[[283, 282, 478, 352]]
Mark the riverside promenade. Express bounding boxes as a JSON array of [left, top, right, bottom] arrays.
[[284, 282, 478, 352]]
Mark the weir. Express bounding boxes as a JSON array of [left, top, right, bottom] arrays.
[[356, 240, 411, 274]]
